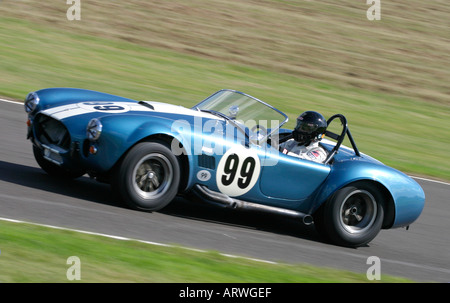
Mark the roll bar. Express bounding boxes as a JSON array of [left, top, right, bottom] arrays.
[[323, 114, 360, 164]]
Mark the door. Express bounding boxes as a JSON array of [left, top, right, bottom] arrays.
[[259, 144, 331, 201]]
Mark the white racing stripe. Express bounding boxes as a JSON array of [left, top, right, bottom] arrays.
[[144, 101, 218, 119], [40, 100, 217, 120], [43, 103, 92, 120], [42, 102, 144, 120], [0, 98, 217, 120]]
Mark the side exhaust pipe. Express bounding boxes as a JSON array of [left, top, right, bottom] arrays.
[[193, 184, 314, 225]]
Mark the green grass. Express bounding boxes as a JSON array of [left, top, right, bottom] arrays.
[[0, 0, 446, 283], [2, 1, 449, 104], [0, 220, 413, 283], [0, 14, 448, 180]]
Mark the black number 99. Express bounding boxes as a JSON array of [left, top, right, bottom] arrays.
[[221, 154, 256, 189]]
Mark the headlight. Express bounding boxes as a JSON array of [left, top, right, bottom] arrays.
[[86, 118, 103, 141], [24, 92, 40, 113]]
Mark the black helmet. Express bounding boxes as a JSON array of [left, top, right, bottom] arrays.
[[292, 111, 327, 145]]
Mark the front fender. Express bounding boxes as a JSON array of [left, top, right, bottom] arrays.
[[86, 115, 193, 172], [313, 160, 425, 228]]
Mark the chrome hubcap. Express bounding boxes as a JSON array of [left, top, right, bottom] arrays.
[[132, 153, 173, 200], [339, 190, 377, 234]]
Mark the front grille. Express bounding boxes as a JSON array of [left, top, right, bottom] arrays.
[[34, 114, 71, 150]]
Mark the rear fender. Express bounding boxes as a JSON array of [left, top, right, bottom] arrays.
[[312, 161, 425, 228]]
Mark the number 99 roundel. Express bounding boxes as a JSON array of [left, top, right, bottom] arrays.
[[216, 145, 261, 197]]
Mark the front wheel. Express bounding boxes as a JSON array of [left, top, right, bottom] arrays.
[[113, 142, 180, 212], [314, 182, 384, 247]]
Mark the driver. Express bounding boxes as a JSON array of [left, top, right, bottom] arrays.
[[279, 111, 328, 163]]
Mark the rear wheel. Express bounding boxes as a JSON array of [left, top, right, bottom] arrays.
[[113, 142, 180, 212], [314, 182, 384, 247]]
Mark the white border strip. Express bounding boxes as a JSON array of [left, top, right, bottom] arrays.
[[0, 98, 22, 105], [0, 217, 278, 265], [410, 176, 450, 187]]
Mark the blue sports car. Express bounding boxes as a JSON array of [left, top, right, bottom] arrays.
[[24, 88, 425, 247]]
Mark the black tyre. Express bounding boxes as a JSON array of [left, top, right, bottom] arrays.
[[314, 182, 384, 247], [114, 142, 180, 211], [33, 145, 85, 179]]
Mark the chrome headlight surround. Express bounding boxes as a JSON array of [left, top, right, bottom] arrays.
[[24, 92, 40, 113], [86, 118, 103, 141]]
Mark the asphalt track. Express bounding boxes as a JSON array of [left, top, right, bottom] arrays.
[[1, 100, 449, 282]]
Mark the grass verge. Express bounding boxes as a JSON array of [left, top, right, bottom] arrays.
[[0, 16, 448, 180], [0, 220, 413, 283], [0, 2, 442, 283]]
